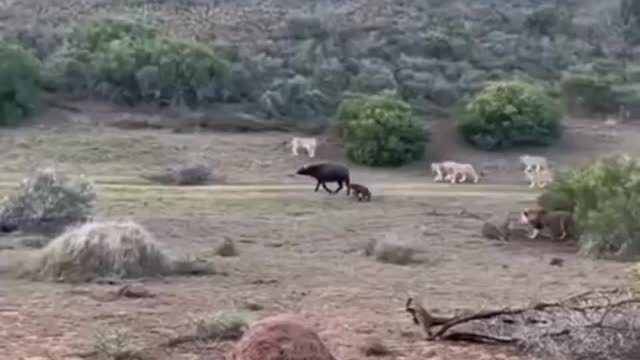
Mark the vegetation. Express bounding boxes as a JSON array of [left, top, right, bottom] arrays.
[[215, 238, 239, 257], [142, 162, 213, 186], [560, 75, 618, 116], [4, 1, 640, 125], [337, 95, 428, 166], [0, 42, 42, 126], [457, 81, 564, 150], [537, 155, 640, 259], [0, 168, 96, 236], [50, 18, 228, 107], [20, 221, 215, 282]]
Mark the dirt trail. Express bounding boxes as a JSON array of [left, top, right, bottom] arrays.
[[0, 178, 539, 199]]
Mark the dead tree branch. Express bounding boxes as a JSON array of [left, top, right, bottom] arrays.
[[405, 289, 640, 350]]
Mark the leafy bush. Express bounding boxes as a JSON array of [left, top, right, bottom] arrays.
[[525, 5, 573, 38], [0, 42, 42, 126], [457, 81, 564, 150], [537, 155, 640, 258], [51, 18, 228, 107], [337, 95, 428, 167], [0, 168, 96, 235]]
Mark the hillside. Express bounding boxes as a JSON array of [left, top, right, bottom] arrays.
[[2, 0, 638, 130], [1, 1, 640, 360]]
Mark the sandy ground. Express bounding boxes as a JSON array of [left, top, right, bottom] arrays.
[[0, 104, 637, 360]]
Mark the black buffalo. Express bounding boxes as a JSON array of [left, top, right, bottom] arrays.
[[296, 162, 351, 195]]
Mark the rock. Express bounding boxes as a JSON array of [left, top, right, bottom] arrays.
[[549, 257, 564, 267], [115, 283, 155, 299], [230, 314, 336, 360]]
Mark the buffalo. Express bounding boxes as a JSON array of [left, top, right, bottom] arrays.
[[296, 162, 351, 195]]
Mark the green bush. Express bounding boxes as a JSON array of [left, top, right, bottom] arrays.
[[538, 155, 640, 259], [524, 5, 573, 38], [258, 75, 331, 118], [457, 81, 563, 150], [52, 18, 228, 107], [337, 95, 429, 167], [0, 42, 42, 126]]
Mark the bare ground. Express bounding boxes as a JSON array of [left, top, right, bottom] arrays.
[[0, 104, 637, 360]]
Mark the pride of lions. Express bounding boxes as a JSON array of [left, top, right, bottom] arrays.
[[288, 136, 568, 241]]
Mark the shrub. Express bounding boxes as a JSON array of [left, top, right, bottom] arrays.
[[258, 75, 331, 119], [524, 5, 573, 38], [337, 95, 429, 167], [457, 81, 564, 150], [0, 42, 42, 126], [537, 155, 640, 258], [423, 30, 456, 59], [51, 18, 228, 108], [560, 75, 618, 115], [19, 221, 215, 282], [0, 168, 97, 235]]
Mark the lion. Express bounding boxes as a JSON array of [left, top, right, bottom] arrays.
[[525, 168, 553, 188], [520, 207, 576, 241], [290, 137, 318, 158], [519, 154, 549, 173], [431, 161, 479, 183]]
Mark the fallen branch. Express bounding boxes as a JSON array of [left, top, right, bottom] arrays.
[[405, 289, 640, 349]]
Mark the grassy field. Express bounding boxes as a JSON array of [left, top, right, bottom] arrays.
[[0, 104, 637, 359]]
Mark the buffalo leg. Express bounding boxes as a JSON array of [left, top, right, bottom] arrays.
[[321, 182, 334, 194], [334, 181, 343, 194], [315, 181, 321, 192]]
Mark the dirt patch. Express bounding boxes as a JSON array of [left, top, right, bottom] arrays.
[[0, 194, 629, 359]]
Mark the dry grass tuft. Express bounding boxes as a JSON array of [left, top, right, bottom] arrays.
[[193, 311, 254, 341], [172, 256, 216, 276], [360, 336, 392, 356], [18, 221, 214, 282], [93, 327, 146, 360], [168, 310, 254, 347], [631, 263, 640, 290], [215, 238, 239, 257], [15, 235, 49, 248], [366, 233, 424, 265], [142, 162, 213, 186]]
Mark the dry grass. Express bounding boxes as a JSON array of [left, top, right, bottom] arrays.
[[92, 327, 146, 360], [18, 221, 213, 282], [193, 311, 253, 341], [141, 162, 213, 186], [168, 310, 254, 347], [14, 235, 50, 249], [360, 336, 392, 356], [215, 238, 238, 257], [366, 233, 424, 265]]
